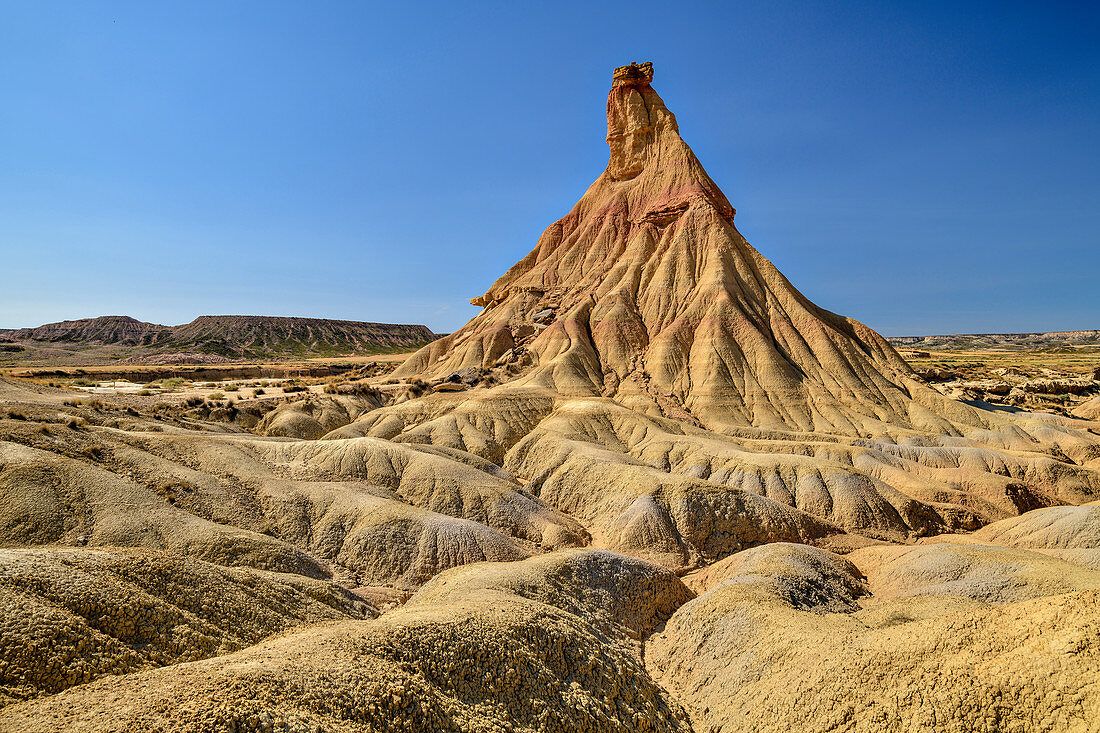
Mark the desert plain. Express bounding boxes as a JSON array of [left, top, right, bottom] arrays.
[[0, 63, 1098, 732]]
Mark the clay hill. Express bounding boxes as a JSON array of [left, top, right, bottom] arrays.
[[161, 315, 435, 357], [398, 61, 952, 436], [890, 330, 1100, 350], [2, 63, 1100, 732], [0, 315, 167, 346], [0, 314, 435, 361]]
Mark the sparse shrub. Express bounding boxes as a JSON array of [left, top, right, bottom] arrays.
[[63, 399, 79, 407], [208, 391, 225, 400], [138, 389, 154, 396], [183, 396, 204, 408], [407, 378, 430, 397], [155, 479, 196, 504], [80, 444, 105, 461], [282, 384, 306, 393], [36, 424, 52, 435], [72, 378, 96, 387], [224, 384, 239, 392], [323, 380, 382, 397], [152, 377, 187, 391], [4, 410, 27, 420], [65, 416, 85, 429], [253, 387, 266, 396]]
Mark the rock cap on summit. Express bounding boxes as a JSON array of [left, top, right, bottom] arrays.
[[612, 61, 653, 86]]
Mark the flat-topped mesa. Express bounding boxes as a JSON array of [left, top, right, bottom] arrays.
[[607, 61, 673, 180]]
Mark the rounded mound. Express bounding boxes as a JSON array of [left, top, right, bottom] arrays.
[[0, 547, 373, 706]]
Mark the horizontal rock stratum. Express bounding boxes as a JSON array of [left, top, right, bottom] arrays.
[[1, 62, 1099, 732]]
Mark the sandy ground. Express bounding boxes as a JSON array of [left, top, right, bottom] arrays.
[[304, 352, 413, 364], [2, 351, 417, 377], [905, 346, 1100, 377]]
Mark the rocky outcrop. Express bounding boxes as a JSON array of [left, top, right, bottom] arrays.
[[367, 63, 1100, 563], [395, 63, 996, 437]]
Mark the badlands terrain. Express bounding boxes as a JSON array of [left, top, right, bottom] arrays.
[[1, 62, 1099, 732], [0, 315, 436, 365]]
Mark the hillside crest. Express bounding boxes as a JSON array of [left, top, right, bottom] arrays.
[[0, 315, 435, 359]]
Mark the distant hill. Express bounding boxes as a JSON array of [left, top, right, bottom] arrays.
[[0, 315, 436, 361], [160, 316, 435, 357], [1, 316, 170, 346], [888, 331, 1100, 351]]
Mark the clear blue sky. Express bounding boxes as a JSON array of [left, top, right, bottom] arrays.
[[2, 1, 1097, 335]]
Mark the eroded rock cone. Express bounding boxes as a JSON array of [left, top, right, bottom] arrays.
[[398, 62, 929, 435], [377, 63, 1099, 553]]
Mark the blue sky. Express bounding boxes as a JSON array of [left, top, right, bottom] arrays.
[[2, 1, 1097, 335]]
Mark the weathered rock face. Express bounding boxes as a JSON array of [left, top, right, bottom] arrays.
[[378, 63, 1100, 556], [399, 63, 952, 436], [607, 61, 660, 180]]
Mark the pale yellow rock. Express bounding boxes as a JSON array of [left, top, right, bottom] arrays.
[[1, 62, 1100, 732], [1, 551, 694, 732], [366, 61, 1100, 558], [647, 543, 1100, 733], [0, 546, 373, 705]]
